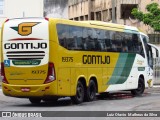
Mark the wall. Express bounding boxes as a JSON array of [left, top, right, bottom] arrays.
[[69, 0, 88, 19]]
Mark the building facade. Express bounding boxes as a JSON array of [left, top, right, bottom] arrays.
[[68, 0, 160, 44]]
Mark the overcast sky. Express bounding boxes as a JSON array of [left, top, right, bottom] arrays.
[[44, 0, 68, 19]]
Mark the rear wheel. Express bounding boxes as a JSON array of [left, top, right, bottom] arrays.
[[29, 98, 41, 104], [131, 77, 145, 96], [85, 80, 97, 101], [71, 81, 84, 104]]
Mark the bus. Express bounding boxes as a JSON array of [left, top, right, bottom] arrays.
[[1, 18, 155, 104]]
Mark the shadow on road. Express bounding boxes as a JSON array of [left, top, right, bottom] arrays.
[[9, 91, 151, 107]]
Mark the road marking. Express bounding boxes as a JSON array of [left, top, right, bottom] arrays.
[[153, 85, 160, 88]]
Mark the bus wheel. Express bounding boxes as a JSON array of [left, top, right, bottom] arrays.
[[71, 81, 84, 104], [131, 78, 145, 96], [85, 80, 97, 101], [29, 98, 41, 104]]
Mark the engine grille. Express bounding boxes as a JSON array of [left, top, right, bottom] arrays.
[[6, 51, 45, 60]]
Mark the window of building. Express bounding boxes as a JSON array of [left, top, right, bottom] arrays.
[[121, 4, 138, 19], [96, 11, 101, 21], [91, 12, 94, 20], [85, 15, 88, 20], [74, 17, 79, 21], [80, 16, 84, 21], [108, 8, 112, 21], [148, 34, 160, 44], [0, 0, 4, 16], [102, 10, 108, 22]]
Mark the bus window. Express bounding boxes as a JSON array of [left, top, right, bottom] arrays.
[[126, 34, 134, 53], [132, 34, 144, 56], [110, 31, 117, 52], [82, 27, 95, 51], [142, 35, 153, 68], [104, 30, 112, 51], [115, 32, 123, 52], [94, 29, 106, 51], [57, 24, 70, 49], [122, 34, 128, 52], [68, 26, 83, 50], [148, 45, 153, 68]]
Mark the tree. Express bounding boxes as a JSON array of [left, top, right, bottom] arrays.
[[131, 3, 160, 32]]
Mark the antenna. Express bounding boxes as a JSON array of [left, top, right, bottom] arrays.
[[23, 11, 25, 17]]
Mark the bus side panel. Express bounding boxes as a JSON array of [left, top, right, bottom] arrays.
[[88, 68, 104, 92], [106, 53, 136, 91], [58, 68, 71, 96], [102, 68, 109, 92], [126, 54, 145, 89]]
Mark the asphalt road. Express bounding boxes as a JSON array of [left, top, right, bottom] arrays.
[[0, 86, 160, 120]]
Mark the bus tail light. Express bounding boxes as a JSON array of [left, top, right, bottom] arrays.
[[1, 62, 9, 84], [44, 62, 56, 84], [45, 17, 49, 21], [5, 19, 9, 23]]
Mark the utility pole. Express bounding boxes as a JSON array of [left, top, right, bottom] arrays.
[[112, 0, 116, 23], [23, 11, 25, 17], [88, 0, 91, 20]]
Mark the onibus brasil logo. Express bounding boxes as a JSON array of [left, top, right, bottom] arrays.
[[11, 22, 40, 36]]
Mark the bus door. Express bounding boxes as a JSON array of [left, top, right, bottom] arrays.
[[148, 43, 160, 82], [142, 35, 154, 87]]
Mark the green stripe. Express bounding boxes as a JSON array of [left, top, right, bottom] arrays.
[[107, 53, 128, 85], [116, 53, 136, 84]]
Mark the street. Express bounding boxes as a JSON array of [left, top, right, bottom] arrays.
[[0, 86, 160, 120]]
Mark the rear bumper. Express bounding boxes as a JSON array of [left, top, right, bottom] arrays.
[[2, 82, 57, 98]]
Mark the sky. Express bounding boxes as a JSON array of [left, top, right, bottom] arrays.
[[44, 0, 68, 19]]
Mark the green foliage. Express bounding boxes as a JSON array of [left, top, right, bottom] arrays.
[[131, 3, 160, 31]]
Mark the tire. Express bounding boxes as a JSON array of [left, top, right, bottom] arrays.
[[85, 80, 97, 102], [71, 81, 84, 104], [131, 78, 145, 96], [29, 98, 41, 104]]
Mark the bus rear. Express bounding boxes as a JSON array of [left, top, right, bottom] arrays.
[[1, 18, 56, 99]]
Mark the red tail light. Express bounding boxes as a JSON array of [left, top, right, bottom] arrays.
[[1, 62, 9, 84], [5, 19, 9, 23], [44, 62, 56, 84], [45, 17, 49, 21]]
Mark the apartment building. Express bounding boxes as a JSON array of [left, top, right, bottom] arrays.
[[68, 0, 160, 44]]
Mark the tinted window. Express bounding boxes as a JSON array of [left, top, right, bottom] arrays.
[[57, 24, 69, 49], [57, 24, 144, 56], [68, 26, 83, 50]]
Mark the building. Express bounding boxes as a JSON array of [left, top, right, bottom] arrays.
[[0, 0, 44, 26], [68, 0, 160, 44]]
